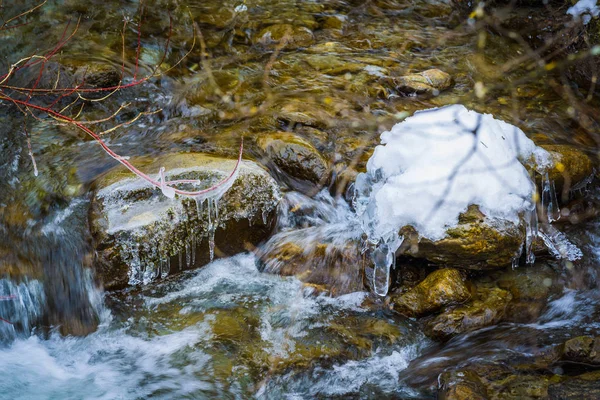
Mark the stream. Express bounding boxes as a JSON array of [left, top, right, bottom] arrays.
[[1, 0, 600, 399]]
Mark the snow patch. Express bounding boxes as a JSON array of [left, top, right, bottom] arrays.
[[567, 0, 599, 24]]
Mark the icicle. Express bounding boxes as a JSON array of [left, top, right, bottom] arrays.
[[539, 225, 583, 261], [185, 242, 192, 268], [372, 243, 392, 296], [207, 198, 217, 262], [159, 258, 166, 279], [208, 232, 216, 261], [195, 197, 204, 219], [159, 167, 176, 199], [141, 259, 157, 285], [524, 205, 538, 265], [127, 245, 143, 285], [541, 172, 559, 222], [262, 209, 268, 225], [370, 234, 403, 297], [511, 244, 523, 269], [511, 256, 519, 269], [207, 197, 212, 226], [191, 234, 196, 266]]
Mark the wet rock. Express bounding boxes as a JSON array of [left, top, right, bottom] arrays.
[[438, 369, 488, 400], [391, 268, 471, 317], [440, 362, 600, 400], [91, 153, 281, 290], [560, 336, 600, 365], [548, 371, 600, 399], [258, 239, 367, 296], [303, 54, 365, 75], [320, 14, 346, 30], [387, 69, 453, 95], [402, 205, 525, 270], [496, 264, 558, 323], [273, 97, 343, 130], [73, 63, 121, 89], [255, 24, 314, 49], [257, 132, 330, 194], [539, 144, 595, 198], [424, 286, 512, 341]]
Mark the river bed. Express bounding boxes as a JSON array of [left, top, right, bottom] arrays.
[[1, 0, 599, 398]]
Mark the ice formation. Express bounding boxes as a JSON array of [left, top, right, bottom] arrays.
[[567, 0, 599, 24], [96, 159, 280, 286], [354, 104, 552, 295]]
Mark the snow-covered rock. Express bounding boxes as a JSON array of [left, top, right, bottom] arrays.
[[353, 105, 552, 291], [567, 0, 599, 25]]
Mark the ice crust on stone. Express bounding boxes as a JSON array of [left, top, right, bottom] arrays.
[[567, 0, 599, 24], [96, 160, 281, 286]]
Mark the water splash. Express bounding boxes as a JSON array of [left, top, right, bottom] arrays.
[[0, 279, 45, 341]]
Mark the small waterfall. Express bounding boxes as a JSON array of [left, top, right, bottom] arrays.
[[0, 278, 45, 341], [258, 191, 366, 296]]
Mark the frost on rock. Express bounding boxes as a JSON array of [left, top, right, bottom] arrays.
[[354, 104, 554, 295], [567, 0, 600, 24], [91, 154, 281, 289]]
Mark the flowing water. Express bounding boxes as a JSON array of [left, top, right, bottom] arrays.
[[1, 0, 600, 398]]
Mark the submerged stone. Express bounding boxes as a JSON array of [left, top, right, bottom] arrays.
[[91, 153, 281, 290], [388, 69, 453, 95], [391, 268, 471, 317], [255, 24, 314, 49]]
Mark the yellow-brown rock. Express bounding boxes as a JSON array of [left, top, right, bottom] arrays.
[[391, 268, 471, 317]]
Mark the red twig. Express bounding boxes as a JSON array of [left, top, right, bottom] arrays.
[[1, 2, 232, 200], [7, 97, 243, 198]]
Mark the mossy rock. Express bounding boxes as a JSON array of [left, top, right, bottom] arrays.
[[402, 205, 525, 270], [256, 132, 330, 195], [438, 369, 488, 400], [424, 286, 512, 341], [91, 153, 281, 290], [320, 14, 347, 30], [391, 268, 471, 317], [560, 336, 600, 365]]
